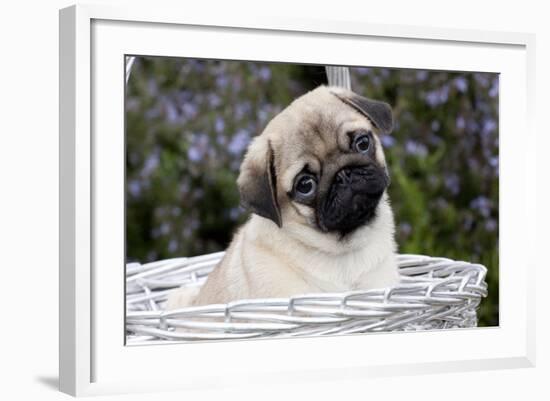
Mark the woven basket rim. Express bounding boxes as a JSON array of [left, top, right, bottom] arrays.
[[125, 252, 488, 343]]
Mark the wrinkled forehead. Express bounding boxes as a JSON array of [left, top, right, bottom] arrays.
[[268, 90, 377, 186], [283, 92, 373, 145]]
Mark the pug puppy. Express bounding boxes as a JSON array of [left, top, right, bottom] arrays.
[[166, 85, 399, 309]]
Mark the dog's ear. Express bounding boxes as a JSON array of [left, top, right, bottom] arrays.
[[330, 88, 393, 133], [237, 138, 282, 228]]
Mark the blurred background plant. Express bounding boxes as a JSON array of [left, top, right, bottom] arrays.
[[126, 57, 499, 326]]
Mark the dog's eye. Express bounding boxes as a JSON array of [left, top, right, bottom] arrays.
[[295, 174, 317, 197], [353, 134, 371, 154]]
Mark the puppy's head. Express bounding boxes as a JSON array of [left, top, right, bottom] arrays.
[[238, 85, 393, 241]]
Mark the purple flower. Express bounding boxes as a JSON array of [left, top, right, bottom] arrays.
[[424, 85, 449, 107], [159, 222, 171, 235], [207, 93, 222, 108], [467, 158, 480, 170], [439, 85, 450, 102], [470, 196, 492, 218], [126, 98, 139, 112], [196, 132, 209, 147], [485, 219, 497, 233], [482, 118, 497, 135], [405, 140, 428, 157], [466, 119, 480, 133], [147, 78, 158, 96], [444, 174, 460, 195], [189, 218, 200, 230], [381, 135, 395, 148], [177, 90, 193, 103], [189, 59, 205, 72], [179, 181, 189, 196], [168, 239, 179, 253], [356, 67, 371, 76], [182, 103, 198, 118], [427, 133, 443, 146], [187, 133, 209, 162], [371, 75, 382, 86], [454, 77, 468, 93], [234, 102, 252, 120], [229, 207, 242, 220], [416, 70, 428, 81], [228, 129, 251, 155], [456, 116, 466, 130], [399, 222, 412, 236], [146, 251, 158, 262], [128, 180, 142, 197], [164, 101, 179, 123], [474, 73, 490, 87], [489, 78, 499, 98], [187, 146, 202, 162], [230, 160, 241, 172], [258, 108, 270, 124], [214, 116, 225, 133], [182, 226, 193, 239], [425, 91, 439, 107], [216, 74, 229, 89], [207, 147, 218, 159], [258, 67, 271, 81], [144, 106, 161, 120], [231, 76, 243, 91], [141, 151, 159, 177]]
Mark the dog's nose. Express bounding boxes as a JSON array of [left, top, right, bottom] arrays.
[[335, 167, 353, 186], [334, 166, 375, 186]]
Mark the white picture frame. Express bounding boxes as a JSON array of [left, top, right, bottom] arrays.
[[59, 3, 536, 397]]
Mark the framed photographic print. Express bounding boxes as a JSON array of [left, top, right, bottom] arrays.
[[59, 3, 536, 396]]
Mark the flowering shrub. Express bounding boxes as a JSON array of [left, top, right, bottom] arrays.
[[126, 57, 498, 326]]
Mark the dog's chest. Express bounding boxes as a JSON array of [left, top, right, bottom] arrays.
[[297, 248, 378, 292]]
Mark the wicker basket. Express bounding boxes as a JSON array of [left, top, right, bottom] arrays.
[[126, 252, 488, 344]]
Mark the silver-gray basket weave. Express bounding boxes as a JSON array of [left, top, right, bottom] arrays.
[[126, 253, 487, 344]]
